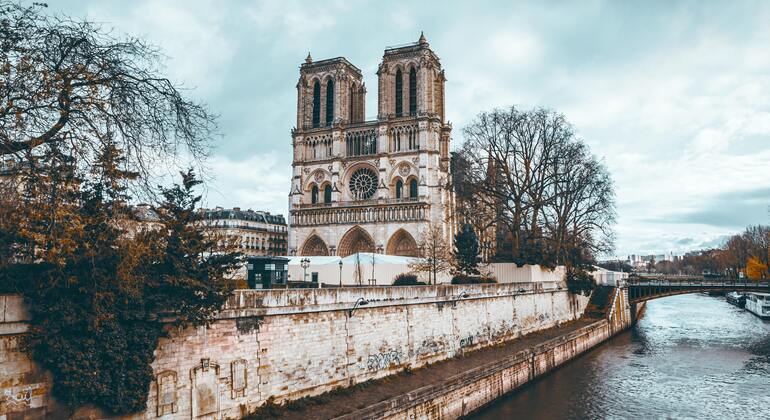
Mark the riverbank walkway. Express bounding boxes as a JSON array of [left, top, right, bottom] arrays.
[[247, 318, 595, 420]]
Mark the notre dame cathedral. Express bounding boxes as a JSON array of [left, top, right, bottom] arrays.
[[288, 33, 456, 257]]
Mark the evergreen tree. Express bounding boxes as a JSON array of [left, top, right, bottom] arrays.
[[453, 223, 481, 276], [138, 169, 243, 325], [4, 146, 242, 414]]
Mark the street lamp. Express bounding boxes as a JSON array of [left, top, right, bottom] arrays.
[[300, 257, 310, 283], [338, 259, 344, 288], [349, 297, 369, 317]]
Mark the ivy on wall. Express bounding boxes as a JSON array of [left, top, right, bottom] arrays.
[[1, 147, 242, 414]]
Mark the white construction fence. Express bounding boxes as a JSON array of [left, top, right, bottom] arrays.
[[284, 253, 568, 286]]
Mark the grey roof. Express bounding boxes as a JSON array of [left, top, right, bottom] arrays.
[[203, 208, 286, 225]]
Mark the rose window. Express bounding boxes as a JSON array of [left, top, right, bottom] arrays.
[[349, 168, 378, 200]]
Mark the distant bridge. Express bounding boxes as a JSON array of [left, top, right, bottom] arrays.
[[626, 277, 770, 303]]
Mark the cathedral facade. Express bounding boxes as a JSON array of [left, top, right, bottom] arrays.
[[288, 34, 455, 257]]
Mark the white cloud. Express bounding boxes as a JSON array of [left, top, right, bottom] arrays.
[[85, 0, 235, 95], [202, 153, 291, 216], [49, 1, 770, 256]]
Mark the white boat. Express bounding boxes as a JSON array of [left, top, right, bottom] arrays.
[[745, 292, 770, 319]]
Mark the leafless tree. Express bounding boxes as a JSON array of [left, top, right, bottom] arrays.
[[0, 2, 217, 187], [409, 225, 452, 285], [457, 106, 616, 273]]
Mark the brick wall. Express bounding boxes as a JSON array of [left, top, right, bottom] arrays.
[[1, 283, 588, 419]]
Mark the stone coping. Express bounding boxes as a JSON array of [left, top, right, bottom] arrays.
[[1, 282, 568, 328], [219, 282, 566, 318]]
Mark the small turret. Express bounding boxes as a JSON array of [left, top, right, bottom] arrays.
[[305, 52, 313, 64], [418, 31, 428, 45]]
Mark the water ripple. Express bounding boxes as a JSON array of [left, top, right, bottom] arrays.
[[471, 294, 770, 419]]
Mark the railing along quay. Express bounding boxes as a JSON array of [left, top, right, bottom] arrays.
[[626, 277, 770, 303]]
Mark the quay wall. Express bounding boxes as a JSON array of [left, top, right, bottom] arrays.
[[337, 286, 638, 420], [1, 282, 588, 419]]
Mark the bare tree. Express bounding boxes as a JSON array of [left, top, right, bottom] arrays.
[[409, 225, 452, 285], [0, 2, 216, 185], [457, 106, 616, 276]]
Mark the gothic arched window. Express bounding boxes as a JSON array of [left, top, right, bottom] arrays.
[[311, 185, 319, 204], [325, 79, 334, 126], [323, 184, 332, 203], [409, 179, 418, 199], [395, 69, 403, 117], [395, 180, 403, 199], [312, 81, 321, 128], [409, 68, 417, 116]]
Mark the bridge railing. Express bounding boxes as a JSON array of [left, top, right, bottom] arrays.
[[628, 277, 770, 289]]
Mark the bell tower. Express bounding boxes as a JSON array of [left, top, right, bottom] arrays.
[[377, 32, 446, 121], [296, 54, 366, 129], [289, 34, 455, 262]]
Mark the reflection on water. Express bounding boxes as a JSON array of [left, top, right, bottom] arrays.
[[470, 294, 770, 419]]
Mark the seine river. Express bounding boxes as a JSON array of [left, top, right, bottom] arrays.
[[471, 293, 770, 419]]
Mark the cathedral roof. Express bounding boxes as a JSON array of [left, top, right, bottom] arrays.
[[300, 56, 362, 76]]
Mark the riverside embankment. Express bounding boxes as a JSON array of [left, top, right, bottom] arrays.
[[2, 282, 591, 419], [258, 287, 636, 419]]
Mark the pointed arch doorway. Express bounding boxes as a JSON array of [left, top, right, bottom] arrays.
[[386, 229, 418, 257], [337, 226, 375, 257]]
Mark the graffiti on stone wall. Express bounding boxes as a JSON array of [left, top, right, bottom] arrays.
[[2, 386, 32, 407], [489, 320, 518, 341], [459, 335, 474, 348], [365, 349, 403, 371], [411, 338, 443, 358]]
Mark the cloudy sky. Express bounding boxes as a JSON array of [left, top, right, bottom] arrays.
[[50, 0, 770, 257]]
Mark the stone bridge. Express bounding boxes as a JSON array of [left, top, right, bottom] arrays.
[[627, 276, 770, 303]]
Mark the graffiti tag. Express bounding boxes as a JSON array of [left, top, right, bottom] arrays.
[[365, 349, 403, 371], [459, 336, 475, 348]]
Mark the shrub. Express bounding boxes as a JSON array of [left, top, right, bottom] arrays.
[[392, 273, 426, 286], [451, 275, 497, 284]]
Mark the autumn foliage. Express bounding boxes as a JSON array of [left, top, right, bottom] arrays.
[[652, 225, 770, 280], [0, 2, 240, 415], [746, 256, 768, 280]]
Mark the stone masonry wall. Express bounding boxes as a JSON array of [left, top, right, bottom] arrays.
[[337, 287, 640, 420], [0, 282, 588, 419]]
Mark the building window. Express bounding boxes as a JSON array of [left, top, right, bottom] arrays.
[[409, 68, 417, 116], [395, 180, 403, 199], [325, 79, 334, 126], [409, 179, 418, 198], [311, 185, 319, 204], [345, 129, 377, 157], [312, 81, 321, 128], [324, 184, 332, 203], [395, 69, 403, 117]]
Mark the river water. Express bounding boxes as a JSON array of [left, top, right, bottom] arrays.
[[471, 293, 770, 419]]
